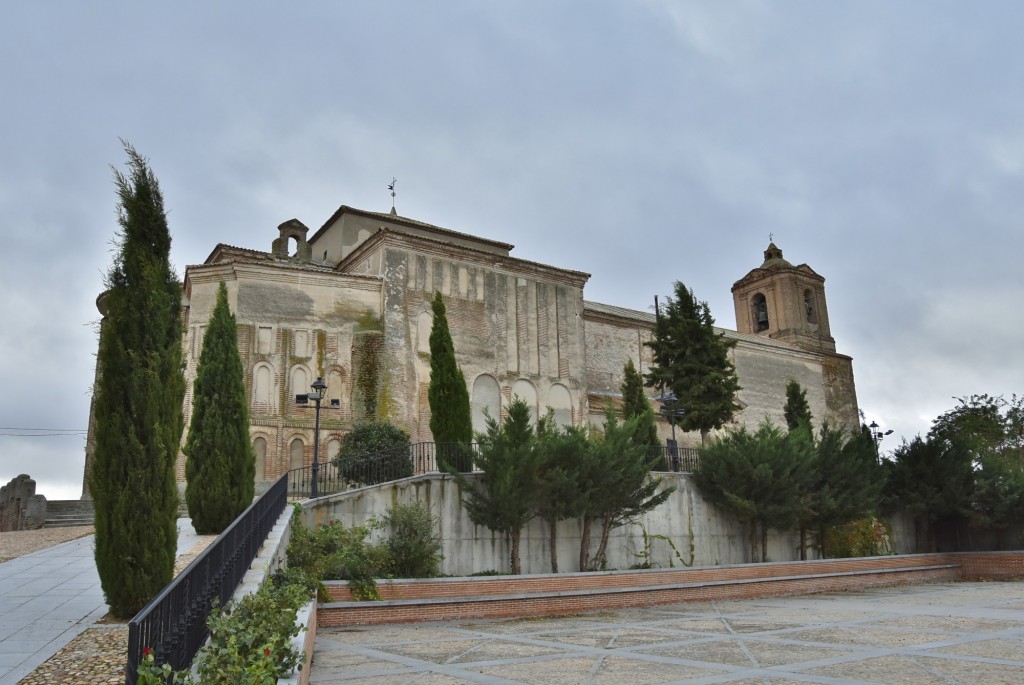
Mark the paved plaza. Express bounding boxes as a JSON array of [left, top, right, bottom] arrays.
[[0, 520, 204, 684], [311, 581, 1024, 684]]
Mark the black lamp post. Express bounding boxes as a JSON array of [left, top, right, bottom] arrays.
[[295, 377, 339, 498], [656, 390, 685, 471], [868, 420, 893, 445]]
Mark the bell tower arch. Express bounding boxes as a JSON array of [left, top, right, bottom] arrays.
[[731, 242, 835, 353]]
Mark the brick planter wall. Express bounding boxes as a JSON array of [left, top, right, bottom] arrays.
[[318, 553, 994, 628]]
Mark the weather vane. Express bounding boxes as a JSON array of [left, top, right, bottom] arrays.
[[388, 178, 397, 211], [769, 232, 774, 243]]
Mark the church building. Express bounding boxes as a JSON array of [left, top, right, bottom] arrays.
[[85, 203, 859, 491]]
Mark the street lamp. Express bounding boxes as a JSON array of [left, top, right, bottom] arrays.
[[295, 377, 340, 498], [868, 420, 893, 445], [656, 390, 685, 471]]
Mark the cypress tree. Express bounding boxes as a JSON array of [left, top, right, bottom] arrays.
[[185, 281, 255, 534], [620, 359, 659, 463], [90, 143, 184, 617], [645, 282, 741, 446], [783, 380, 813, 431], [427, 291, 473, 471]]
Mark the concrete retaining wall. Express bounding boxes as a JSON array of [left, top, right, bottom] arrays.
[[304, 473, 824, 576]]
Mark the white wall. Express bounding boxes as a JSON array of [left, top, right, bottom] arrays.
[[303, 473, 834, 576]]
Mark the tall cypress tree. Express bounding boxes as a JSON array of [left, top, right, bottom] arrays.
[[185, 281, 255, 534], [90, 143, 184, 617], [783, 380, 813, 431], [620, 359, 659, 462], [427, 291, 473, 471], [645, 282, 741, 446]]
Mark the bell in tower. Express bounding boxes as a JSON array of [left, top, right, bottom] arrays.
[[730, 242, 836, 353]]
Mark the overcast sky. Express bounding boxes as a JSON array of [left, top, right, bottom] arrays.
[[2, 2, 1022, 500]]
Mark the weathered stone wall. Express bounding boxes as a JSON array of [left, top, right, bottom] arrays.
[[305, 473, 820, 576], [0, 474, 47, 531]]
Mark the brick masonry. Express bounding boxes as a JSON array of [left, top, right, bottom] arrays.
[[317, 552, 1024, 628]]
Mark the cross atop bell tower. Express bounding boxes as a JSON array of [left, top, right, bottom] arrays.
[[731, 243, 836, 353]]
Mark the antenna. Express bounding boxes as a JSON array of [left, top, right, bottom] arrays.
[[388, 178, 397, 211]]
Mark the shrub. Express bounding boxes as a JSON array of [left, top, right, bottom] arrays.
[[823, 515, 894, 558], [383, 501, 443, 578], [335, 422, 413, 485], [286, 509, 390, 600]]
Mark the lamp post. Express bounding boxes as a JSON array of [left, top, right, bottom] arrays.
[[868, 420, 893, 445], [656, 390, 685, 471], [295, 377, 339, 498]]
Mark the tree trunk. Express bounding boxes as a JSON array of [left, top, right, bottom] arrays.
[[594, 515, 613, 570], [818, 525, 827, 558], [700, 428, 710, 447], [761, 522, 768, 562], [579, 517, 593, 571], [749, 523, 758, 563], [510, 530, 522, 575], [548, 516, 559, 573], [799, 527, 807, 560]]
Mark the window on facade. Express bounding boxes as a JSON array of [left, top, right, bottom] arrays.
[[752, 294, 769, 332]]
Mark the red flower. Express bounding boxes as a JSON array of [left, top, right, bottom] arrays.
[[264, 648, 272, 656], [143, 646, 153, 657]]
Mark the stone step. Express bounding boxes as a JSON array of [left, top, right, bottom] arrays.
[[43, 515, 94, 528]]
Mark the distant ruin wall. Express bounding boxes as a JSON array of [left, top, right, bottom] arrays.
[[0, 474, 47, 531]]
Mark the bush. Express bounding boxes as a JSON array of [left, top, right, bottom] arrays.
[[335, 422, 413, 485], [135, 575, 309, 685], [286, 509, 390, 600], [383, 501, 443, 578], [823, 515, 894, 558]]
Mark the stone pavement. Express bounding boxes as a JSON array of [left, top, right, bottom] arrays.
[[311, 581, 1024, 684], [0, 519, 201, 685]]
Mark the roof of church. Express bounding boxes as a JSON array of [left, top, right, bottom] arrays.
[[310, 204, 515, 252], [195, 243, 339, 274], [582, 300, 819, 352], [760, 242, 794, 269]]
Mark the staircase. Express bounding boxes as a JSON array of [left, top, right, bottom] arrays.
[[42, 500, 95, 528]]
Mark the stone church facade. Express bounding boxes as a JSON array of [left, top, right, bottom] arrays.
[[83, 204, 858, 493]]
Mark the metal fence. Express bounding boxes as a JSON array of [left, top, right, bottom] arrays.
[[286, 441, 701, 501], [124, 474, 288, 684], [286, 442, 478, 500]]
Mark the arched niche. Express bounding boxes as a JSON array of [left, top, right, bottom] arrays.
[[253, 363, 275, 407], [289, 437, 305, 471], [472, 374, 501, 434], [803, 288, 818, 324], [546, 383, 573, 428], [291, 365, 311, 401], [510, 379, 538, 425], [253, 437, 267, 481], [417, 310, 433, 354], [327, 367, 346, 406], [751, 293, 769, 332]]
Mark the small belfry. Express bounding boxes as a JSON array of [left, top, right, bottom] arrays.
[[730, 242, 836, 353]]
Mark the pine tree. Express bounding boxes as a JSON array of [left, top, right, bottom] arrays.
[[453, 398, 539, 574], [620, 359, 659, 462], [783, 380, 813, 432], [90, 143, 184, 617], [645, 282, 741, 446], [534, 421, 588, 573], [185, 281, 255, 534], [427, 292, 473, 471], [578, 412, 675, 570]]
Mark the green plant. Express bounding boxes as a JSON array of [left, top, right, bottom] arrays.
[[135, 576, 309, 685], [427, 291, 473, 469], [91, 142, 184, 617], [823, 515, 893, 558], [383, 501, 443, 578], [286, 510, 389, 600], [334, 422, 412, 485], [185, 280, 255, 534]]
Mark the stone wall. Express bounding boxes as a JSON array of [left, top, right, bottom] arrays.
[[0, 474, 47, 531]]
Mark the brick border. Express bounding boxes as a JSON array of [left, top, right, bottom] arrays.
[[318, 552, 1024, 627]]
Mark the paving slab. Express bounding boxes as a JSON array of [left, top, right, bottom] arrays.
[[0, 519, 199, 685], [312, 581, 1024, 684]]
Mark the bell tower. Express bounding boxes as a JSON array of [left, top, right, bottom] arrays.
[[731, 242, 836, 353]]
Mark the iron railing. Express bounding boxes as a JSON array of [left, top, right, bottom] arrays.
[[286, 442, 479, 499], [647, 445, 703, 473], [287, 441, 701, 501], [124, 474, 288, 684]]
